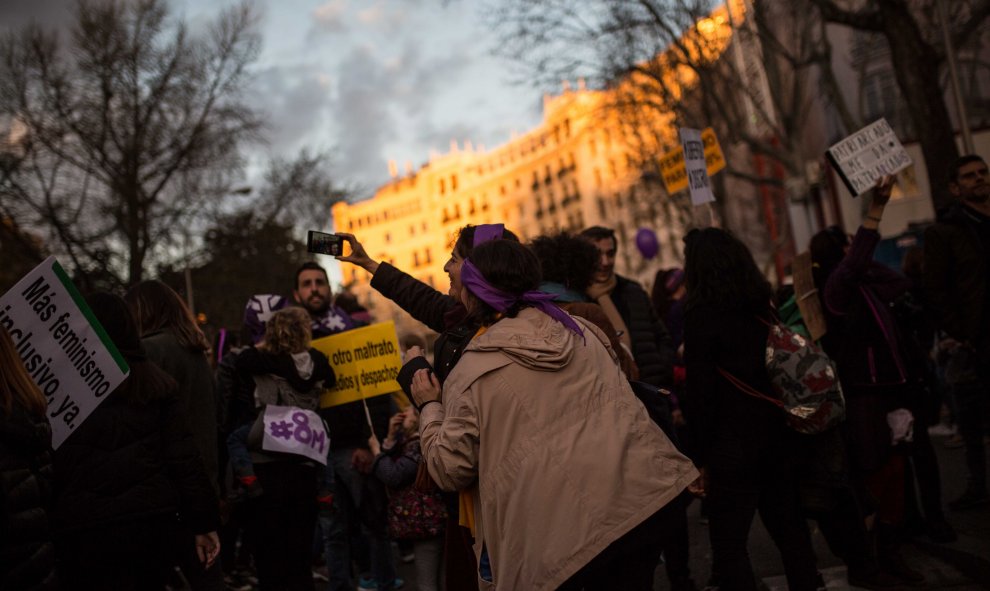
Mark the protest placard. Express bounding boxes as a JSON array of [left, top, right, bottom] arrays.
[[659, 127, 726, 195], [260, 405, 329, 465], [792, 252, 827, 342], [311, 321, 402, 408], [0, 257, 129, 448], [679, 127, 716, 205], [826, 118, 912, 197]]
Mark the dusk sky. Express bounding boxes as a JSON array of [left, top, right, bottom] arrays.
[[2, 0, 546, 197]]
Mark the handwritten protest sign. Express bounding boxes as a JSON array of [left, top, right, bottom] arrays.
[[261, 405, 329, 464], [659, 127, 726, 195], [827, 118, 912, 196], [679, 127, 716, 205], [312, 321, 402, 408], [0, 257, 129, 448]]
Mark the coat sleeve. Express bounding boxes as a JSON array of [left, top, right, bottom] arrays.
[[159, 390, 220, 534], [923, 225, 966, 342], [683, 309, 717, 468], [824, 227, 879, 316], [418, 386, 480, 492], [370, 263, 461, 332]]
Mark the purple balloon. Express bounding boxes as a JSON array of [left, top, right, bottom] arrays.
[[635, 228, 660, 260]]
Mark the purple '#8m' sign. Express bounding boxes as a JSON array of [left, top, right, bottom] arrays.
[[261, 405, 329, 465]]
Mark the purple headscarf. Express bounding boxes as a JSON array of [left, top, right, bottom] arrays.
[[460, 259, 585, 340], [472, 223, 504, 247]]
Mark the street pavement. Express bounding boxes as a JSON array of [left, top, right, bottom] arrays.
[[653, 430, 990, 591], [309, 430, 989, 591]]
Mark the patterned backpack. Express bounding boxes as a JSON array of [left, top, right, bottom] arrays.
[[719, 318, 845, 434]]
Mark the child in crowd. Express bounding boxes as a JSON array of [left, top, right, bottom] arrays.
[[369, 407, 446, 591]]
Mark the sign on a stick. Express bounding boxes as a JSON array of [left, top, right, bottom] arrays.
[[827, 118, 912, 197], [659, 127, 725, 196], [0, 257, 129, 448], [312, 321, 402, 408]]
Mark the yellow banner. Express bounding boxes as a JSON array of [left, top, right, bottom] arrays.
[[658, 127, 726, 194], [312, 321, 403, 408]]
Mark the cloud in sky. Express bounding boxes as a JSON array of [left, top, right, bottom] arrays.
[[2, 0, 544, 196]]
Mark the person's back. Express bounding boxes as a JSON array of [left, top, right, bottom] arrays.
[[0, 327, 56, 591], [429, 308, 695, 589], [53, 293, 219, 589]]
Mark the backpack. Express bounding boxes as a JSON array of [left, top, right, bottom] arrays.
[[719, 318, 845, 434]]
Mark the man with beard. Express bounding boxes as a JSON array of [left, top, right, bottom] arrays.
[[579, 226, 696, 591], [293, 262, 399, 591], [925, 155, 990, 510], [294, 261, 361, 337]]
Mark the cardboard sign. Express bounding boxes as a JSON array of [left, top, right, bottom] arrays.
[[826, 118, 912, 196], [659, 127, 725, 195], [678, 127, 716, 205], [0, 257, 129, 448], [791, 252, 827, 342], [261, 405, 329, 465], [312, 321, 402, 408]]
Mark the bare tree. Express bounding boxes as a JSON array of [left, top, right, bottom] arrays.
[[488, 0, 845, 277], [810, 0, 990, 208], [0, 0, 263, 290]]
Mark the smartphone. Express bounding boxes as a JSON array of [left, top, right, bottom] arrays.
[[307, 231, 343, 256]]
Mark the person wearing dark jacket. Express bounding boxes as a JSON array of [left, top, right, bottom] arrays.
[[0, 326, 56, 591], [924, 154, 990, 511], [126, 280, 220, 492], [335, 224, 517, 591], [810, 176, 926, 585], [229, 306, 333, 591], [53, 293, 219, 590], [683, 228, 819, 591], [580, 226, 675, 389]]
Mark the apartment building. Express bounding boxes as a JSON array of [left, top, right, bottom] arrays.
[[331, 86, 686, 339]]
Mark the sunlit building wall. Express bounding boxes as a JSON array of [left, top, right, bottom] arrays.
[[331, 86, 685, 341]]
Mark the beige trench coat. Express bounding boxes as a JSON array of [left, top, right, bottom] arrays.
[[419, 308, 698, 590]]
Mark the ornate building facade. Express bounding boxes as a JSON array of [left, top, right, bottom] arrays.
[[331, 86, 687, 340]]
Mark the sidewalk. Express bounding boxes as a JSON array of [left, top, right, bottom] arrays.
[[658, 432, 990, 590]]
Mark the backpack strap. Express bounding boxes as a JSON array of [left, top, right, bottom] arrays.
[[716, 367, 784, 409]]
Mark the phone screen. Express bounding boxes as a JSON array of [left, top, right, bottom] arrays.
[[307, 231, 343, 256]]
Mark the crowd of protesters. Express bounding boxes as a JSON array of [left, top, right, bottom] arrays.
[[1, 154, 988, 591]]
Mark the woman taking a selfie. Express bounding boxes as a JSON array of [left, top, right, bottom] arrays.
[[408, 239, 698, 590]]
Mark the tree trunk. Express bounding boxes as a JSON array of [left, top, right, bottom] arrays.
[[879, 0, 959, 211]]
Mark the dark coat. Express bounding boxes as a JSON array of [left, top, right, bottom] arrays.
[[924, 203, 990, 354], [52, 363, 219, 538], [0, 408, 56, 591], [142, 329, 219, 492], [370, 262, 474, 384], [684, 303, 786, 468], [821, 227, 915, 388], [609, 274, 675, 388], [821, 227, 919, 474]]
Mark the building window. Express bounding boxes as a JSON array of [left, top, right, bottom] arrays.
[[413, 252, 420, 267], [440, 179, 446, 195], [385, 232, 391, 243], [409, 224, 415, 236], [451, 174, 458, 191], [425, 248, 432, 263]]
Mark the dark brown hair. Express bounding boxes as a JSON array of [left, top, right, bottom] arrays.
[[125, 280, 210, 353]]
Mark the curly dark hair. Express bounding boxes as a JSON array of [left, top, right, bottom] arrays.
[[684, 228, 771, 313], [464, 240, 542, 326], [528, 232, 598, 293]]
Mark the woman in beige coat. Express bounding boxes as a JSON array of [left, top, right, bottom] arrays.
[[409, 239, 698, 590]]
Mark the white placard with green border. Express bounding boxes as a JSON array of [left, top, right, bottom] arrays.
[[0, 257, 130, 448]]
